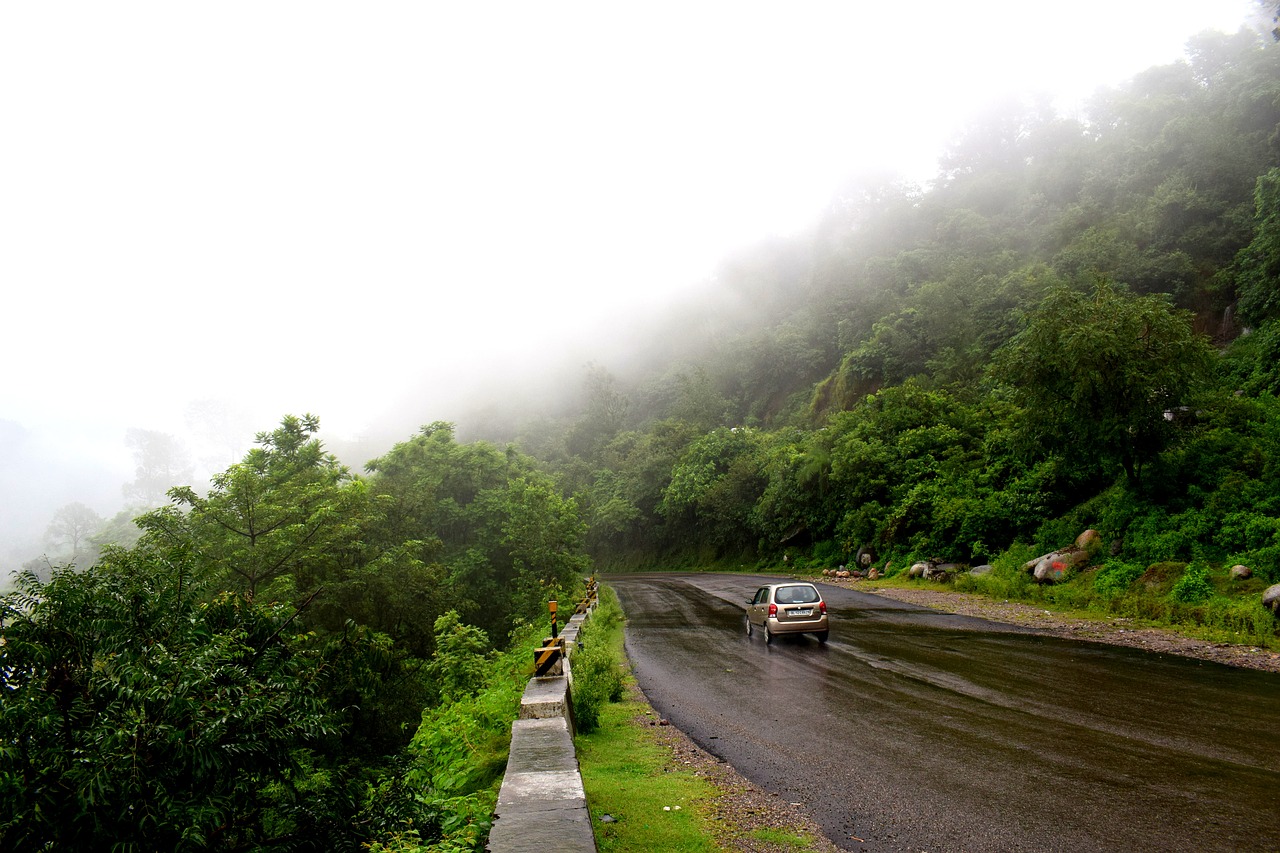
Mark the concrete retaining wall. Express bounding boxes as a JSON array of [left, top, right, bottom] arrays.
[[487, 603, 596, 853]]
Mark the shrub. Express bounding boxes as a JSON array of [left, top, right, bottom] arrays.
[[568, 592, 626, 734], [570, 644, 624, 734], [402, 620, 542, 852], [1126, 511, 1196, 564], [0, 561, 350, 850], [1093, 560, 1145, 599], [1170, 562, 1214, 604], [812, 539, 838, 564], [1234, 544, 1280, 584]]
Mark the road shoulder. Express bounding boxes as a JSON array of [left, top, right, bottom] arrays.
[[628, 683, 846, 853], [825, 581, 1280, 674]]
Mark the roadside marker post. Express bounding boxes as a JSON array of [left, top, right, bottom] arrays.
[[533, 599, 565, 676], [575, 576, 599, 614], [533, 635, 564, 676]]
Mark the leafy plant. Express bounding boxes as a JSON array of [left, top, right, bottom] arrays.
[[1093, 560, 1145, 599], [1170, 562, 1215, 604], [0, 558, 345, 850], [571, 594, 627, 734]]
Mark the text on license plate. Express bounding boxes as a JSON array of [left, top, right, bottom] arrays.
[[790, 608, 812, 617]]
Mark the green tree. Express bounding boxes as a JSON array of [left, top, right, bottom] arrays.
[[993, 281, 1215, 484], [42, 502, 103, 565], [1232, 167, 1280, 326], [659, 427, 769, 555], [0, 557, 344, 850], [365, 421, 589, 637], [565, 363, 630, 461], [501, 476, 589, 616], [123, 428, 194, 507], [426, 610, 493, 702], [138, 414, 367, 600]]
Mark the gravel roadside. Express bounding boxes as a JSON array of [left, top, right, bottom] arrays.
[[831, 581, 1280, 674], [625, 583, 1280, 852]]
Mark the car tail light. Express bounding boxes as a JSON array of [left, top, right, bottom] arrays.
[[818, 601, 827, 614], [768, 603, 777, 617]]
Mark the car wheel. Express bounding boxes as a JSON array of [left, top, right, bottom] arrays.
[[745, 616, 753, 637], [815, 630, 829, 644], [763, 624, 773, 645]]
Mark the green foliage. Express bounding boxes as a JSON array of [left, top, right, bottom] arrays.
[[501, 477, 590, 618], [993, 280, 1215, 484], [659, 427, 770, 556], [570, 594, 627, 734], [1170, 562, 1215, 603], [1220, 321, 1280, 394], [1093, 560, 1145, 599], [137, 414, 368, 599], [1231, 167, 1280, 325], [0, 558, 347, 850], [570, 644, 623, 734], [364, 422, 590, 638], [403, 621, 542, 852], [428, 610, 494, 703]]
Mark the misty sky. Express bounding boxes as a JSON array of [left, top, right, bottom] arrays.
[[0, 1, 1259, 557]]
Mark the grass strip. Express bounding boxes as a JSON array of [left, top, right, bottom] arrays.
[[576, 688, 720, 853]]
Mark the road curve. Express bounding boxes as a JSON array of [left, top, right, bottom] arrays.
[[608, 572, 1280, 852]]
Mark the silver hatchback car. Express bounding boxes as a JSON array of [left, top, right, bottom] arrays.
[[745, 582, 829, 644]]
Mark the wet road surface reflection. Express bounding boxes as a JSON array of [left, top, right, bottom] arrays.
[[608, 572, 1280, 852]]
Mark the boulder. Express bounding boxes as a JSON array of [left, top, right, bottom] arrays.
[[1025, 548, 1089, 582], [908, 561, 931, 579], [969, 564, 994, 577], [856, 546, 875, 568], [867, 567, 880, 580], [1230, 565, 1252, 581], [1263, 583, 1280, 613], [1032, 549, 1089, 584], [1075, 529, 1104, 555], [924, 562, 963, 581], [1033, 558, 1066, 583]]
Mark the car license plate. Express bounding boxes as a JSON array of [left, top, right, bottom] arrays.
[[791, 608, 812, 617]]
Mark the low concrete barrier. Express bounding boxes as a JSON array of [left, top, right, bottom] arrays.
[[487, 586, 598, 853]]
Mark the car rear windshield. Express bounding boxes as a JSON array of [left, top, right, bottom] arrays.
[[775, 585, 819, 604]]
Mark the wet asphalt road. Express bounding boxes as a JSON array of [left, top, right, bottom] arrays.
[[607, 572, 1280, 852]]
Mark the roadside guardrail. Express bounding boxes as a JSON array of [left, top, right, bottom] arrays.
[[487, 579, 599, 853]]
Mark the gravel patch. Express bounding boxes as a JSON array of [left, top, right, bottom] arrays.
[[825, 581, 1280, 674]]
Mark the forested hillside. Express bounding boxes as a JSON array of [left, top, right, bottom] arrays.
[[1, 416, 590, 849], [507, 28, 1280, 586]]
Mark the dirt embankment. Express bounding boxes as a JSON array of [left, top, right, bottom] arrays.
[[826, 580, 1280, 674]]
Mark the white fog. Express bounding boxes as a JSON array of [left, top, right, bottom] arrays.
[[0, 1, 1258, 570]]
